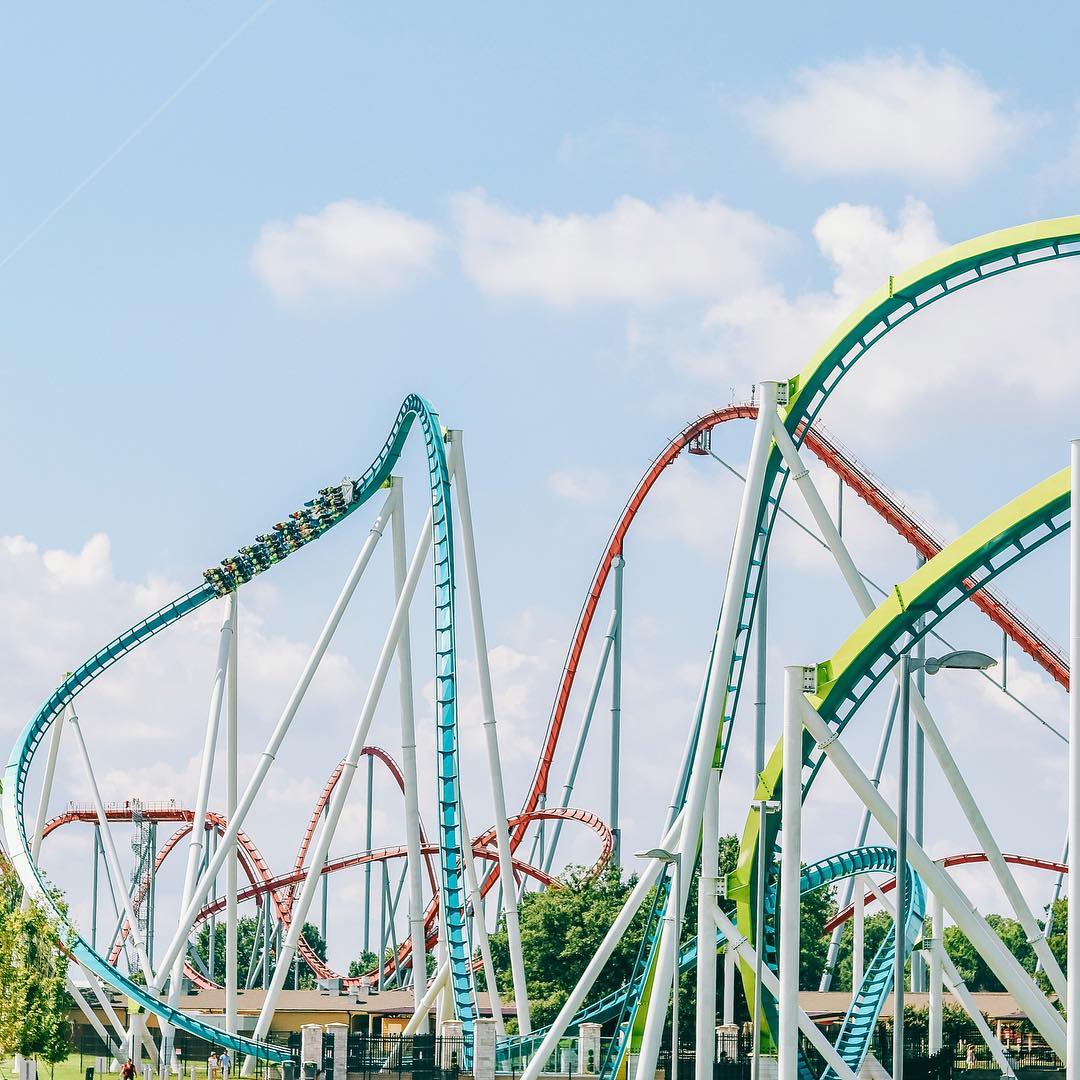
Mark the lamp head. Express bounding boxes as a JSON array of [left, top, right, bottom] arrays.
[[920, 649, 997, 676]]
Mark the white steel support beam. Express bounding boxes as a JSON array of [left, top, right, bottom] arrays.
[[610, 554, 624, 868], [225, 591, 239, 1035], [156, 489, 394, 988], [869, 878, 1013, 1078], [68, 709, 154, 983], [68, 976, 115, 1050], [778, 668, 803, 1080], [544, 605, 618, 874], [448, 431, 532, 1033], [459, 798, 506, 1038], [852, 877, 864, 1001], [771, 415, 1068, 1002], [798, 694, 1066, 1052], [400, 961, 449, 1038], [85, 968, 128, 1043], [939, 951, 1016, 1078], [709, 900, 857, 1080], [521, 815, 682, 1080], [168, 601, 233, 1008], [1069, 438, 1080, 1080], [30, 705, 67, 857], [245, 502, 434, 1061], [722, 944, 735, 1027], [820, 684, 898, 991], [634, 382, 779, 1080], [695, 767, 720, 1080], [390, 478, 430, 1030], [928, 892, 943, 1053]]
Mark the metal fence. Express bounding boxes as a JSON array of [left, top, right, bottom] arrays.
[[334, 1034, 464, 1080], [69, 1023, 285, 1080]]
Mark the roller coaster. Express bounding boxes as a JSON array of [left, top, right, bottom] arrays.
[[6, 215, 1080, 1080]]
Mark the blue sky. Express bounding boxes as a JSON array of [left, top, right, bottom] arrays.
[[4, 3, 1080, 971]]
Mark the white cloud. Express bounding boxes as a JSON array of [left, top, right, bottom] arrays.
[[657, 197, 1080, 455], [744, 53, 1036, 184], [42, 532, 112, 589], [251, 199, 443, 303], [453, 190, 788, 308], [686, 198, 942, 389], [548, 467, 611, 504]]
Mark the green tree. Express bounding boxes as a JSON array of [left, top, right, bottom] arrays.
[[348, 951, 379, 978], [193, 917, 328, 989], [485, 864, 659, 1029], [944, 915, 1035, 992], [1040, 897, 1067, 994], [484, 836, 829, 1037], [833, 912, 893, 991], [0, 863, 72, 1063]]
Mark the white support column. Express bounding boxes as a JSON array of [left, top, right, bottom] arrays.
[[459, 798, 506, 1038], [852, 877, 864, 1000], [939, 951, 1016, 1078], [709, 900, 857, 1080], [798, 695, 1066, 1052], [928, 891, 943, 1054], [68, 709, 154, 983], [225, 591, 239, 1036], [390, 478, 430, 1030], [400, 961, 449, 1038], [85, 968, 128, 1043], [778, 668, 804, 1080], [771, 413, 1068, 1002], [722, 945, 735, 1027], [695, 767, 720, 1080], [156, 489, 394, 988], [521, 815, 682, 1080], [245, 504, 434, 1058], [67, 975, 114, 1049], [168, 601, 233, 1007], [1069, 437, 1080, 1080], [610, 554, 624, 868], [634, 382, 779, 1080], [544, 604, 618, 874], [30, 705, 67, 857], [448, 431, 531, 1033], [821, 684, 898, 991]]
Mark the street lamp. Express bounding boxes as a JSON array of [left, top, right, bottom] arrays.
[[894, 649, 995, 1080], [636, 849, 682, 1080], [751, 800, 781, 1080]]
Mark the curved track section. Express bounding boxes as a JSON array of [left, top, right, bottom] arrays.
[[824, 852, 1069, 934], [3, 394, 474, 1057], [499, 844, 923, 1080], [732, 467, 1070, 1053]]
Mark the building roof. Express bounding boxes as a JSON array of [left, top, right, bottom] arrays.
[[801, 991, 1027, 1022], [174, 988, 514, 1017]]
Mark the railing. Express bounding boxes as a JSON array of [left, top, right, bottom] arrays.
[[67, 1026, 282, 1080], [339, 1034, 465, 1080], [497, 1036, 625, 1078]]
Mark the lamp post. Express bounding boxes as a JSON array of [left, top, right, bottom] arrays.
[[895, 649, 995, 1080], [637, 849, 682, 1080], [750, 800, 781, 1080]]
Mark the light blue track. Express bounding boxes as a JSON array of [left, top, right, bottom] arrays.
[[2, 394, 474, 1059], [498, 845, 922, 1080]]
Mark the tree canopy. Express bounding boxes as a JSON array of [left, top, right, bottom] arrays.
[[193, 917, 328, 989], [0, 863, 72, 1062], [485, 836, 835, 1035]]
